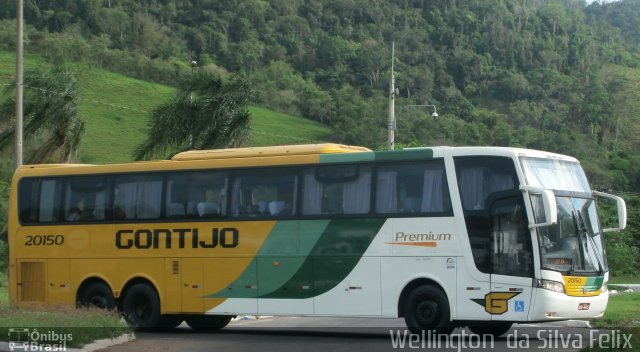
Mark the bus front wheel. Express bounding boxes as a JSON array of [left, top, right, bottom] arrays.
[[122, 283, 161, 330], [185, 315, 233, 332], [404, 285, 453, 335], [79, 282, 116, 309]]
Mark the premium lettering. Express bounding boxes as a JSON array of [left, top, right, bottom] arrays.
[[394, 232, 451, 242]]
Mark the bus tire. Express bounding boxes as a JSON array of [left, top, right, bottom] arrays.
[[467, 322, 512, 337], [122, 283, 161, 330], [79, 282, 116, 309], [404, 285, 453, 335], [158, 315, 184, 330], [185, 315, 233, 332]]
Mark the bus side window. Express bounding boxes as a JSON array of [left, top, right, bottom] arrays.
[[375, 161, 451, 215], [114, 175, 162, 220], [230, 170, 296, 218], [63, 177, 109, 222], [302, 165, 371, 216], [166, 171, 227, 219], [455, 156, 522, 275]]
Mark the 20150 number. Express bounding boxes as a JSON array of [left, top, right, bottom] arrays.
[[25, 235, 64, 246]]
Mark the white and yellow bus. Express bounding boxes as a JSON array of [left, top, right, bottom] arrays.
[[8, 144, 626, 335]]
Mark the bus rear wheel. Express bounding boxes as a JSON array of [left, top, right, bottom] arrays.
[[158, 315, 184, 330], [78, 282, 116, 309], [467, 322, 513, 337], [122, 283, 161, 330], [185, 315, 233, 332], [404, 285, 453, 335]]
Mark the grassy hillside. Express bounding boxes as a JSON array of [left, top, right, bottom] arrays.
[[0, 51, 333, 164]]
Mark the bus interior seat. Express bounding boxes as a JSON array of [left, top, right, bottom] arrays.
[[268, 201, 285, 215], [257, 200, 269, 214], [403, 197, 420, 212], [168, 203, 186, 217], [197, 202, 219, 217], [187, 201, 198, 215], [66, 208, 82, 221], [558, 236, 578, 251]]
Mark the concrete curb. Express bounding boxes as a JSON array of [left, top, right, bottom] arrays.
[[0, 333, 135, 352]]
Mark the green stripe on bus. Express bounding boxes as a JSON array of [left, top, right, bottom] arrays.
[[206, 218, 386, 300], [206, 220, 329, 298], [372, 149, 434, 162], [319, 153, 376, 164], [319, 149, 433, 164], [261, 218, 386, 299], [585, 276, 604, 291]]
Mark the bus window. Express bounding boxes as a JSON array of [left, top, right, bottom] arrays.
[[302, 165, 371, 216], [19, 178, 64, 224], [63, 176, 109, 222], [455, 157, 521, 274], [230, 171, 297, 217], [113, 174, 162, 220], [491, 198, 532, 277], [166, 171, 227, 218], [375, 161, 451, 215]]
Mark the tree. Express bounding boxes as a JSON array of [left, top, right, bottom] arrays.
[[0, 66, 85, 164], [133, 72, 251, 161]]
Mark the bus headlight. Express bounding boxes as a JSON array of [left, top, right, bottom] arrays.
[[601, 281, 608, 292], [535, 279, 565, 293]]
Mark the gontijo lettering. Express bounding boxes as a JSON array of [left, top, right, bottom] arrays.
[[115, 227, 239, 249]]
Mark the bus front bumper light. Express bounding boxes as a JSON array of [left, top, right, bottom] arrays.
[[535, 279, 565, 294]]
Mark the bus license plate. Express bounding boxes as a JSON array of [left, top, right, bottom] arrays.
[[578, 303, 590, 310]]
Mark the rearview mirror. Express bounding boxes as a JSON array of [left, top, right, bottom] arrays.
[[593, 191, 627, 232], [521, 186, 557, 229]]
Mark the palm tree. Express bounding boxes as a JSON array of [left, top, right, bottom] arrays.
[[133, 72, 252, 161], [0, 66, 85, 164]]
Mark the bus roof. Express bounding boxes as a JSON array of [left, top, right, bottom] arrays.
[[171, 143, 371, 161], [13, 144, 579, 178]]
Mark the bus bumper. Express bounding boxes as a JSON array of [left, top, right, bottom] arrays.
[[529, 288, 609, 321]]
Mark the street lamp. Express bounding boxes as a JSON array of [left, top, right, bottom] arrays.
[[389, 104, 438, 149]]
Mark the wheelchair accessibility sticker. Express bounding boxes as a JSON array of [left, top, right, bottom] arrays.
[[515, 300, 525, 312]]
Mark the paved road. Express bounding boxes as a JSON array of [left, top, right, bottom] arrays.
[[98, 317, 616, 352]]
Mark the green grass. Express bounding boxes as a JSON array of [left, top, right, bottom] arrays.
[[0, 50, 334, 164], [249, 106, 333, 146], [592, 292, 640, 328], [0, 305, 131, 348], [0, 271, 6, 304], [609, 276, 640, 285], [0, 269, 129, 348], [582, 293, 640, 351]]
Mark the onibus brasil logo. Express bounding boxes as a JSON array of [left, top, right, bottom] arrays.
[[8, 328, 72, 351]]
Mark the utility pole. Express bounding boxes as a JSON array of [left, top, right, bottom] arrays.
[[387, 41, 396, 151], [15, 0, 24, 168]]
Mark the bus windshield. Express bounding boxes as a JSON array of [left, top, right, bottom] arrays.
[[521, 157, 590, 194], [534, 196, 607, 274], [522, 157, 607, 275]]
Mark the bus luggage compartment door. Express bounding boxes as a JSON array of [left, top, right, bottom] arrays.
[[17, 260, 46, 303]]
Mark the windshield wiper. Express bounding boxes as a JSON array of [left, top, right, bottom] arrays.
[[575, 210, 605, 276], [568, 210, 581, 276]]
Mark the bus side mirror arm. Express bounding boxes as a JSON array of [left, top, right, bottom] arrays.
[[593, 191, 627, 232], [520, 186, 558, 229]]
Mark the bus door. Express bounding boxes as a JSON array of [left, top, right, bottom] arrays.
[[488, 197, 534, 321], [454, 156, 533, 321]]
